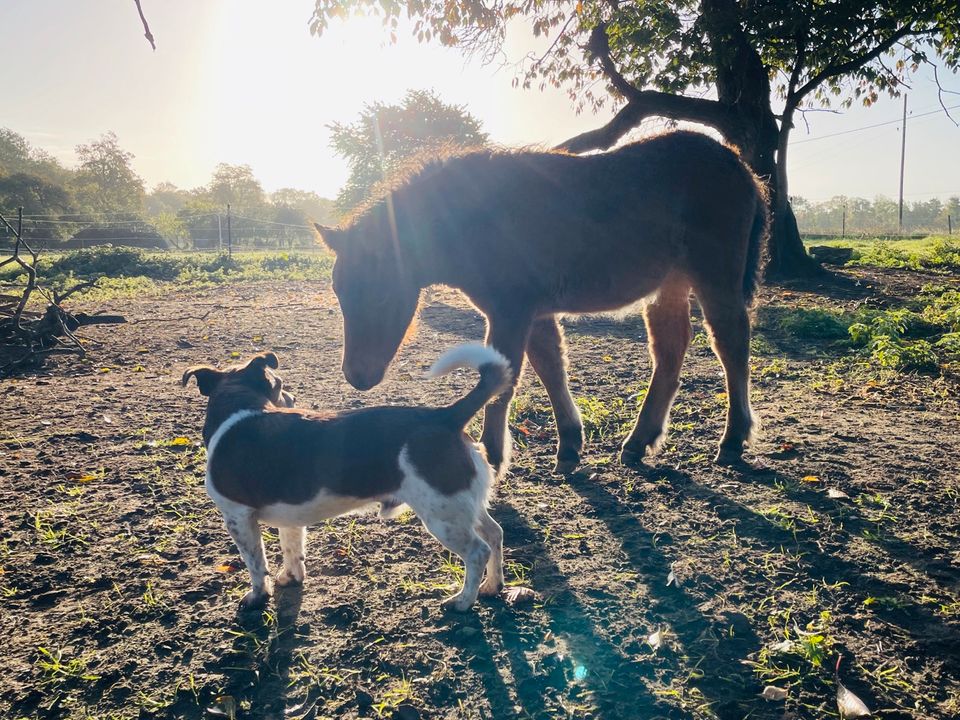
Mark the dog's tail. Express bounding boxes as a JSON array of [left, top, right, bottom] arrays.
[[429, 343, 512, 430]]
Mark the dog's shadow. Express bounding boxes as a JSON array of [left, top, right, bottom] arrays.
[[215, 583, 308, 718]]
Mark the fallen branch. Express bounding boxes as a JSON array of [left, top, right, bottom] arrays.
[[1, 209, 127, 377]]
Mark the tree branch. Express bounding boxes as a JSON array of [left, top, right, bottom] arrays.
[[133, 0, 156, 50], [556, 91, 733, 153], [559, 22, 736, 153], [793, 25, 926, 101]]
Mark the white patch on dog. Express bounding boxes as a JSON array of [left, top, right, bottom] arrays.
[[207, 409, 260, 460], [258, 492, 378, 528], [395, 444, 497, 611]]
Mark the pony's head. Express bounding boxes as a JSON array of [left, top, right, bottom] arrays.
[[316, 222, 420, 391]]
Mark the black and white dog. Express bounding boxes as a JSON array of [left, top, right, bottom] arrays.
[[183, 344, 510, 611]]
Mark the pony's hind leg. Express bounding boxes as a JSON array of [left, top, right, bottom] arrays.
[[526, 316, 584, 474], [621, 278, 692, 465], [694, 286, 755, 465]]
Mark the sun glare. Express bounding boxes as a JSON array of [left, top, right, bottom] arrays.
[[202, 2, 483, 197]]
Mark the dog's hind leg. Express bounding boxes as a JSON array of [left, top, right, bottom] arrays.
[[222, 508, 271, 609], [277, 526, 306, 586], [476, 509, 504, 597], [429, 521, 491, 612]]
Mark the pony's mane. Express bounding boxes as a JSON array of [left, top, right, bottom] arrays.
[[340, 142, 565, 228]]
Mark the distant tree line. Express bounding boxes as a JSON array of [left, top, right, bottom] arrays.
[[794, 195, 959, 236], [0, 128, 336, 249]]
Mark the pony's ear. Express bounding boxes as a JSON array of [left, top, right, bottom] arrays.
[[314, 223, 344, 253], [182, 366, 224, 396], [248, 351, 279, 370]]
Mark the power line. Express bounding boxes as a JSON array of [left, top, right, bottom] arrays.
[[230, 213, 314, 230], [790, 104, 960, 145]]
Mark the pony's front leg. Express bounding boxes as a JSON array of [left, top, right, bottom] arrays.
[[480, 312, 533, 475], [526, 316, 583, 474]]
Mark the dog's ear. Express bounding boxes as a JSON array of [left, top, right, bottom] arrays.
[[248, 352, 279, 370], [182, 366, 224, 397], [314, 223, 344, 254]]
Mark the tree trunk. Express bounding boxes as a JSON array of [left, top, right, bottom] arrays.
[[729, 115, 822, 280]]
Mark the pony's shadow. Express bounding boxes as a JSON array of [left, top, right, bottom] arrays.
[[438, 495, 766, 720], [628, 462, 960, 653]]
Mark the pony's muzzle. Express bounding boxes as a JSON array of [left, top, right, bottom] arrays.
[[344, 364, 383, 391]]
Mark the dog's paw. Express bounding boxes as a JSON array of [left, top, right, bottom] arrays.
[[440, 593, 475, 613], [276, 566, 305, 587]]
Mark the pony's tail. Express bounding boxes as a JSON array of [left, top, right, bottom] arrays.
[[428, 343, 512, 430], [743, 189, 771, 307]]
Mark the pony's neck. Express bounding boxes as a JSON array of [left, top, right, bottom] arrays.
[[363, 198, 446, 288]]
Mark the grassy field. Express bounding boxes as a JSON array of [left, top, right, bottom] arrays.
[[0, 246, 334, 303], [803, 234, 960, 270]]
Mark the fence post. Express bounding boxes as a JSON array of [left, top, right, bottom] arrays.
[[841, 205, 846, 239], [949, 215, 953, 236], [226, 204, 232, 257]]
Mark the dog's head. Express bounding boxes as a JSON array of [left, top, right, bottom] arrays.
[[182, 352, 295, 408]]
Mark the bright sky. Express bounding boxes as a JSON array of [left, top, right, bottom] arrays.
[[1, 0, 958, 202]]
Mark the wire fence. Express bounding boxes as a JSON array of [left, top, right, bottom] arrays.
[[0, 207, 320, 253]]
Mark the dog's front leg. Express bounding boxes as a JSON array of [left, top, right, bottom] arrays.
[[223, 509, 272, 609], [277, 526, 307, 586]]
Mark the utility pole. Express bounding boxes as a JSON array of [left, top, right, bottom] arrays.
[[226, 203, 233, 257], [842, 204, 846, 239], [898, 94, 907, 233]]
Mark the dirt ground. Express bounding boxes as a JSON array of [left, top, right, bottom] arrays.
[[1, 267, 959, 720]]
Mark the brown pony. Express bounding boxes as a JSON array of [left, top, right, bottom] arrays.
[[316, 131, 769, 474]]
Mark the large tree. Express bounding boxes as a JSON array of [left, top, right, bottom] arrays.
[[311, 1, 959, 277], [329, 89, 488, 214], [207, 163, 266, 209], [73, 132, 145, 214]]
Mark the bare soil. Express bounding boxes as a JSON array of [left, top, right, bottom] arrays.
[[1, 267, 959, 719]]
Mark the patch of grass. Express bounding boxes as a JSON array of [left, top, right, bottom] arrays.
[[757, 305, 852, 341], [373, 676, 417, 718], [35, 646, 100, 685], [575, 395, 633, 440], [32, 509, 88, 551], [764, 285, 960, 373], [804, 235, 960, 270], [0, 246, 334, 301]]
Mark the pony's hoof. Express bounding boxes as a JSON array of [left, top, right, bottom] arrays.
[[239, 589, 270, 610], [714, 447, 746, 466], [553, 456, 580, 475], [619, 447, 646, 468]]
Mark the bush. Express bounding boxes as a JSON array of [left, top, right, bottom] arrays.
[[0, 248, 334, 299]]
